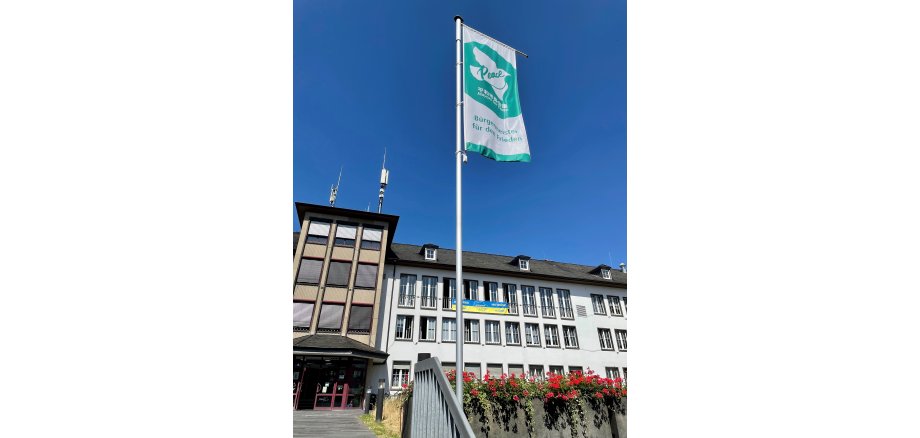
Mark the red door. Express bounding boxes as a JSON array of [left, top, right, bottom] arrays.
[[313, 381, 349, 410]]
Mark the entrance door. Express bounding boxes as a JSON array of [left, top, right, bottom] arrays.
[[314, 380, 349, 410]]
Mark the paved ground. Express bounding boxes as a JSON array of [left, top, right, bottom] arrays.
[[293, 409, 376, 438]]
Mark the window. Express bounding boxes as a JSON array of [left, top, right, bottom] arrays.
[[569, 366, 583, 374], [442, 362, 456, 373], [296, 258, 323, 284], [519, 259, 530, 270], [359, 227, 382, 250], [419, 316, 437, 341], [442, 318, 457, 342], [539, 287, 555, 317], [484, 320, 501, 344], [548, 365, 564, 375], [529, 364, 544, 378], [524, 323, 541, 346], [317, 303, 345, 332], [486, 364, 503, 378], [392, 362, 410, 389], [503, 284, 518, 315], [562, 326, 579, 348], [443, 278, 456, 310], [606, 367, 620, 379], [424, 247, 436, 260], [557, 289, 573, 319], [464, 363, 481, 379], [508, 364, 524, 377], [601, 268, 612, 280], [354, 263, 378, 289], [395, 315, 414, 340], [464, 319, 480, 343], [615, 329, 627, 351], [623, 368, 627, 381], [463, 279, 479, 301], [334, 223, 357, 247], [398, 274, 416, 307], [347, 304, 373, 332], [591, 294, 607, 315], [306, 220, 331, 245], [326, 261, 352, 286], [622, 297, 627, 314], [598, 329, 614, 350], [521, 286, 537, 316], [420, 276, 438, 309], [484, 282, 499, 302], [544, 325, 560, 347], [505, 322, 521, 345], [608, 295, 623, 316], [293, 301, 315, 328]]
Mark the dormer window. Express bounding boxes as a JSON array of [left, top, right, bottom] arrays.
[[519, 259, 529, 270], [420, 244, 439, 261], [601, 268, 612, 280]]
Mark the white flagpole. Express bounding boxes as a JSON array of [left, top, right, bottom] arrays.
[[454, 14, 464, 402]]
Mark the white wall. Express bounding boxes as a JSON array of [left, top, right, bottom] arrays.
[[373, 263, 627, 391]]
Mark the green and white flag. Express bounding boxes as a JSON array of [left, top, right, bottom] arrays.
[[463, 27, 531, 162]]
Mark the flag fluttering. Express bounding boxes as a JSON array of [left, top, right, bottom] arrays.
[[462, 27, 531, 162]]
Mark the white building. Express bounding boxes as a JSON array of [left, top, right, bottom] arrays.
[[371, 243, 627, 392]]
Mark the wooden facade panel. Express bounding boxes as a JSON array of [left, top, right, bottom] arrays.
[[351, 288, 376, 305], [293, 284, 319, 301], [346, 333, 370, 344], [302, 244, 326, 258], [331, 246, 355, 261], [323, 287, 348, 302], [358, 249, 380, 263]]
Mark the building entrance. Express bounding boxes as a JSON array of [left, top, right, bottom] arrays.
[[294, 356, 367, 410]]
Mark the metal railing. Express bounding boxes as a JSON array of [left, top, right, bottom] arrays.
[[410, 357, 475, 438]]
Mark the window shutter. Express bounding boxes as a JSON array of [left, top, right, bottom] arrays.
[[335, 224, 357, 239], [354, 264, 378, 288], [308, 221, 331, 236], [348, 305, 373, 331], [293, 302, 315, 326], [296, 259, 323, 284], [326, 261, 351, 286], [362, 227, 382, 242], [317, 304, 344, 330], [508, 364, 524, 377], [487, 364, 503, 377]]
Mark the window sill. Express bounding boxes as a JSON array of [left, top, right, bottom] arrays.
[[397, 304, 416, 309], [485, 342, 502, 346], [394, 338, 413, 342], [418, 339, 437, 343], [545, 345, 561, 349], [564, 346, 579, 350], [464, 341, 481, 345]]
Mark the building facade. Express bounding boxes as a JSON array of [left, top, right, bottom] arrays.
[[292, 203, 398, 410], [370, 243, 627, 393], [293, 202, 626, 409]]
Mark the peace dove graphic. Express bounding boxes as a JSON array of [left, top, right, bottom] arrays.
[[470, 46, 511, 106]]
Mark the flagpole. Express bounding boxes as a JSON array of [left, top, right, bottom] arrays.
[[454, 14, 464, 402]]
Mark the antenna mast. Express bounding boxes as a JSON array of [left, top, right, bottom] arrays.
[[329, 166, 342, 207], [378, 148, 389, 213]]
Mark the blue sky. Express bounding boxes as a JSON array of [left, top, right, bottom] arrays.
[[294, 0, 626, 267]]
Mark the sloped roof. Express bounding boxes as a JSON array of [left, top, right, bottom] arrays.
[[292, 334, 388, 360], [389, 243, 626, 288]]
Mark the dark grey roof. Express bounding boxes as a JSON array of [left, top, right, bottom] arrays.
[[389, 243, 626, 288], [292, 334, 388, 360]]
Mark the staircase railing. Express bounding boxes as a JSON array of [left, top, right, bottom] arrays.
[[410, 357, 475, 438]]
